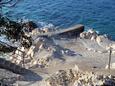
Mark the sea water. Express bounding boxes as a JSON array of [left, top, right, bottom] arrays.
[[3, 0, 115, 40]]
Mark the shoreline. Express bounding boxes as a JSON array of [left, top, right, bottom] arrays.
[[0, 23, 115, 85]]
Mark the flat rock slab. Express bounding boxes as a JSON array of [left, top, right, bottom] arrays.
[[36, 24, 84, 37]]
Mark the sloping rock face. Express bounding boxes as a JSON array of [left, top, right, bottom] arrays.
[[10, 35, 78, 69], [10, 37, 54, 68], [10, 38, 53, 68], [46, 68, 115, 86], [9, 23, 82, 68]]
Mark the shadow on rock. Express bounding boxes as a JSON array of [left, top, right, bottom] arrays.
[[22, 70, 42, 81], [0, 58, 42, 81]]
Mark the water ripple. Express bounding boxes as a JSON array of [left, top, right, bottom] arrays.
[[4, 0, 115, 40]]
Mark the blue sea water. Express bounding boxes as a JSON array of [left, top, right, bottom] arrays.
[[4, 0, 115, 40]]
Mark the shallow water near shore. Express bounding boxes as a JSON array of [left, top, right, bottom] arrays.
[[3, 0, 115, 40]]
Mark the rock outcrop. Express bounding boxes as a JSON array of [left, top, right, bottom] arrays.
[[80, 29, 98, 41], [9, 37, 52, 68], [46, 66, 115, 86], [80, 29, 115, 54], [0, 17, 38, 52], [10, 35, 78, 69]]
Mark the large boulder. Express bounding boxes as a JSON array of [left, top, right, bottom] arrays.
[[80, 29, 97, 40]]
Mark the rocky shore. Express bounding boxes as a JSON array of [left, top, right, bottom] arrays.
[[0, 18, 115, 85], [46, 66, 115, 86]]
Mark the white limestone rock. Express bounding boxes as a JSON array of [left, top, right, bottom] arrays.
[[43, 28, 49, 33], [80, 32, 86, 38], [46, 68, 115, 86], [25, 45, 35, 59], [30, 28, 41, 35], [96, 36, 103, 44], [80, 29, 98, 40]]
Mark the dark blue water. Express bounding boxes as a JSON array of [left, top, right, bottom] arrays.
[[4, 0, 115, 40]]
